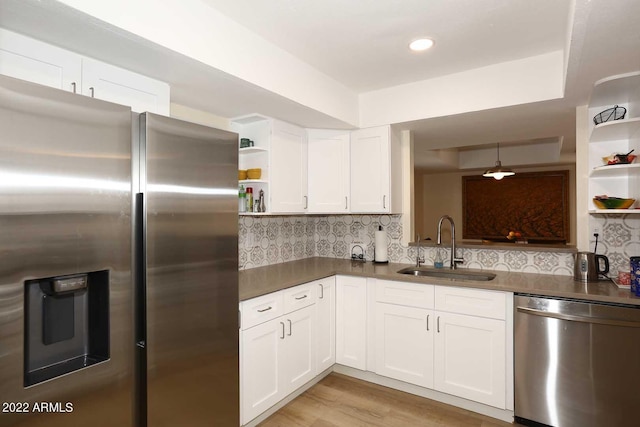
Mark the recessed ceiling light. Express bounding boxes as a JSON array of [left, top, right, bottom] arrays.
[[409, 38, 434, 52]]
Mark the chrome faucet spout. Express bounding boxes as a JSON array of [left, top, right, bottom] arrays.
[[415, 234, 425, 267], [436, 215, 464, 269]]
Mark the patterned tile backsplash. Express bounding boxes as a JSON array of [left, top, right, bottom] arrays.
[[239, 214, 576, 276], [589, 214, 640, 274]]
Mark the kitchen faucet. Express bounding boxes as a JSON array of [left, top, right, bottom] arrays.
[[437, 215, 464, 269], [415, 234, 425, 267]]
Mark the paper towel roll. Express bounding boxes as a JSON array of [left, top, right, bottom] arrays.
[[374, 226, 388, 263]]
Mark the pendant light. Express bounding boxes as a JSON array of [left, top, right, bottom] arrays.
[[483, 143, 515, 180]]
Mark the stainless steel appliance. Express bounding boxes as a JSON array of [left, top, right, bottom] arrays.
[[0, 75, 239, 426], [0, 75, 133, 426], [573, 251, 609, 282], [515, 294, 640, 427], [134, 113, 239, 426]]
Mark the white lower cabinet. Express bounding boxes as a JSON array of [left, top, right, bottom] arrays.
[[241, 315, 283, 424], [433, 311, 506, 408], [375, 303, 434, 388], [241, 276, 512, 425], [335, 275, 368, 370], [240, 283, 319, 425], [373, 280, 509, 410], [316, 278, 336, 372]]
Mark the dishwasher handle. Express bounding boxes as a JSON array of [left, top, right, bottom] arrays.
[[517, 306, 640, 328]]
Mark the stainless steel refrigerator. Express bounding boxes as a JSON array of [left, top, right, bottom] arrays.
[[0, 75, 239, 426], [134, 112, 239, 427]]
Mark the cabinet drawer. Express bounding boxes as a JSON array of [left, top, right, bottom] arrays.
[[283, 283, 316, 313], [376, 279, 434, 309], [241, 291, 284, 330], [435, 286, 506, 320]]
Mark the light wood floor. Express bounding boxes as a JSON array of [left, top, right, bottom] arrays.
[[259, 373, 522, 427]]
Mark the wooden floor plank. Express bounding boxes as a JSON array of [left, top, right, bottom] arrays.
[[258, 373, 520, 427]]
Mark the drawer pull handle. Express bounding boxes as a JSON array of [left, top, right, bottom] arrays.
[[295, 295, 308, 300], [280, 322, 285, 339], [319, 284, 324, 299], [426, 314, 430, 331], [287, 319, 292, 336], [257, 306, 272, 313], [437, 316, 441, 333]]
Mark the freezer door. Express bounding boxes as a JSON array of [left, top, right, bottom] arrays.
[[140, 113, 239, 426], [0, 75, 133, 426]]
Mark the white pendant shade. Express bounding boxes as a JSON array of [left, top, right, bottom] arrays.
[[483, 144, 515, 180]]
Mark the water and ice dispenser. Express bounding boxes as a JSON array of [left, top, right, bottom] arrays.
[[24, 270, 110, 386]]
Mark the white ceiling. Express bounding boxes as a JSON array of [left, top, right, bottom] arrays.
[[2, 0, 640, 172], [202, 0, 571, 92]]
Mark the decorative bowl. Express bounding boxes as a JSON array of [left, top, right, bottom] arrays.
[[592, 197, 635, 209], [247, 168, 262, 179], [602, 154, 637, 165], [238, 170, 247, 180]]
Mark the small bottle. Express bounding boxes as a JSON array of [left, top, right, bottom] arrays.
[[434, 247, 444, 268], [238, 185, 246, 213], [246, 187, 253, 212], [259, 189, 266, 212]]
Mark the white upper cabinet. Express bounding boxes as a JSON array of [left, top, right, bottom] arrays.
[[270, 120, 308, 213], [307, 129, 350, 213], [82, 58, 170, 115], [350, 125, 402, 213], [0, 28, 81, 93], [0, 29, 170, 115]]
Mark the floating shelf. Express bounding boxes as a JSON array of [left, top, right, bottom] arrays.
[[239, 179, 268, 184], [590, 163, 640, 177], [239, 147, 268, 154], [589, 209, 640, 214], [590, 117, 640, 142], [589, 71, 640, 109]]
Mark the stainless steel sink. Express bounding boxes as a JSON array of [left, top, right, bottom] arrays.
[[397, 267, 496, 281]]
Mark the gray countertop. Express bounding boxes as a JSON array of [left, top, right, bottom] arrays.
[[239, 257, 640, 306]]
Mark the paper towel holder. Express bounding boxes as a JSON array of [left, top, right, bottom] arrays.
[[373, 225, 389, 264]]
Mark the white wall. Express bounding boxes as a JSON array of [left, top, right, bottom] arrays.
[[359, 51, 564, 128], [170, 103, 231, 131]]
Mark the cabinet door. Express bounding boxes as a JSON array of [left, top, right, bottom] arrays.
[[270, 120, 308, 213], [307, 129, 350, 213], [280, 305, 316, 395], [0, 28, 81, 92], [316, 278, 336, 372], [336, 276, 367, 370], [82, 57, 170, 115], [375, 303, 434, 388], [241, 318, 284, 424], [350, 126, 390, 213], [434, 312, 506, 409]]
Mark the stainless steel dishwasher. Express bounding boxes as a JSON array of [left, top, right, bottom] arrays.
[[514, 294, 640, 427]]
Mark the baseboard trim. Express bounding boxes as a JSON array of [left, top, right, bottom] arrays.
[[332, 364, 515, 423]]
